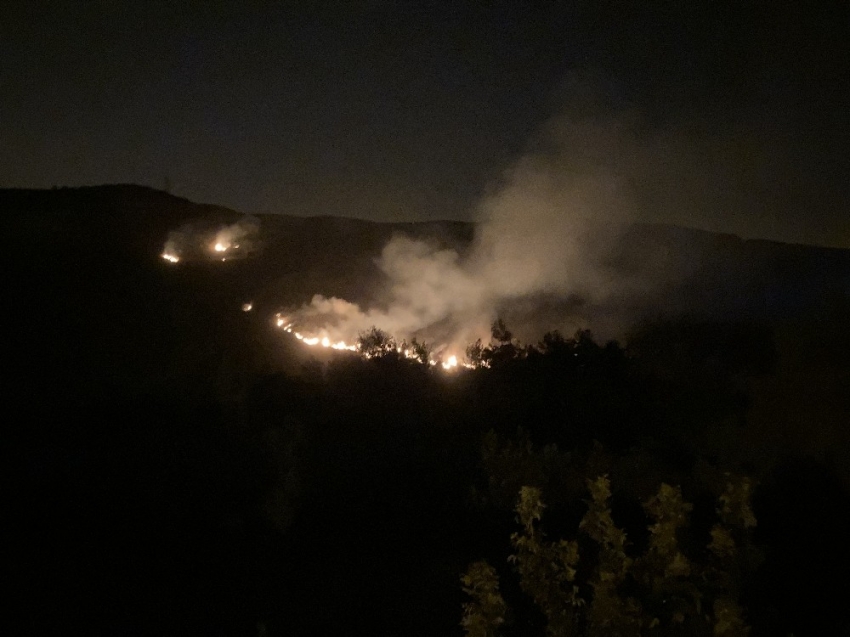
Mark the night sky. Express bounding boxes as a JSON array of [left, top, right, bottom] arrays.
[[2, 1, 847, 246]]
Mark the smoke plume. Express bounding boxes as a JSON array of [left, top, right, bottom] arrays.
[[282, 96, 676, 352]]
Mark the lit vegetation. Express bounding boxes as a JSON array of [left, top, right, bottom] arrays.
[[463, 475, 758, 636]]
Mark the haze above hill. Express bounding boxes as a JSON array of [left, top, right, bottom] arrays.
[[5, 183, 847, 393], [10, 184, 849, 331]]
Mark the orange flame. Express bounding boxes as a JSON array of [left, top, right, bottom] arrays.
[[272, 313, 468, 370]]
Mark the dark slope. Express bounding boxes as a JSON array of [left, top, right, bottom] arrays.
[[5, 183, 848, 440], [614, 222, 850, 324], [3, 186, 468, 398]]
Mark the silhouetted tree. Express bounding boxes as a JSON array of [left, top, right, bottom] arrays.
[[357, 326, 397, 358], [400, 337, 432, 365], [466, 338, 488, 368], [491, 319, 513, 344]]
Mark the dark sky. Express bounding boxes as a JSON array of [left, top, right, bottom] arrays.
[[1, 1, 847, 245]]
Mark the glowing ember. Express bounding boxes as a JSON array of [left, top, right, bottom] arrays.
[[214, 242, 228, 252], [161, 253, 180, 263]]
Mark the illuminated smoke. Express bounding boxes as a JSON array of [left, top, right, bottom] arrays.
[[208, 217, 259, 255], [281, 100, 646, 355], [160, 216, 260, 262], [161, 235, 183, 263], [280, 77, 782, 358]]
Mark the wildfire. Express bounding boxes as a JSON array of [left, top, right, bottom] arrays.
[[212, 239, 242, 259], [275, 314, 358, 352], [162, 252, 180, 263], [242, 302, 253, 312], [213, 235, 240, 254], [272, 312, 468, 369]]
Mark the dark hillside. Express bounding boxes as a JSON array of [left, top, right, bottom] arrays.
[[6, 185, 850, 636], [6, 185, 848, 404]]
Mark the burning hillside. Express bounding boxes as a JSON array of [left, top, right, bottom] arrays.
[[273, 312, 468, 370], [161, 216, 261, 263]]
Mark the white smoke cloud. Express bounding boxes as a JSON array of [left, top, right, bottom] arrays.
[[282, 65, 788, 353], [281, 98, 658, 351]]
